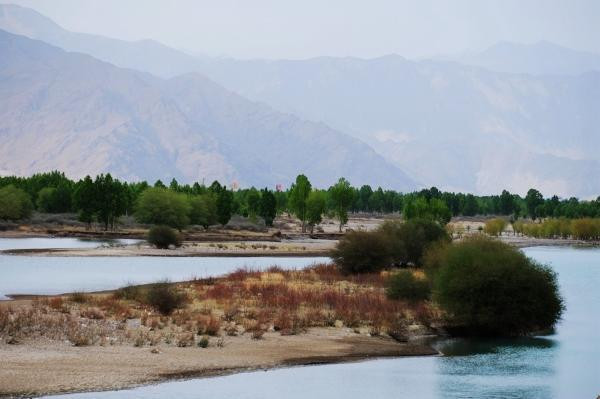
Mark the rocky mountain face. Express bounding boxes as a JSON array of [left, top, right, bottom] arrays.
[[0, 30, 415, 190]]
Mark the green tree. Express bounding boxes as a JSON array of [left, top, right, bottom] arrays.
[[259, 188, 277, 226], [73, 175, 96, 228], [329, 177, 354, 232], [499, 190, 515, 215], [306, 190, 326, 233], [216, 188, 234, 226], [358, 185, 373, 212], [169, 178, 180, 191], [403, 197, 451, 225], [93, 174, 128, 230], [525, 188, 544, 220], [36, 187, 57, 213], [209, 180, 223, 193], [274, 190, 288, 215], [189, 193, 218, 228], [246, 188, 261, 217], [462, 194, 479, 216], [36, 181, 73, 213], [0, 185, 33, 220], [135, 187, 191, 230], [289, 174, 312, 232]]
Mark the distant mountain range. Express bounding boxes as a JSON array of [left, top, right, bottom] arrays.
[[441, 41, 600, 76], [0, 30, 414, 189], [1, 3, 599, 197]]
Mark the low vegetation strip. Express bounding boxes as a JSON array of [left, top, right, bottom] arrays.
[[513, 218, 600, 240], [0, 264, 438, 348]]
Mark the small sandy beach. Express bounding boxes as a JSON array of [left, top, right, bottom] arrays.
[[0, 328, 437, 398]]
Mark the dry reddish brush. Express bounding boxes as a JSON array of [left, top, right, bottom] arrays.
[[1, 262, 438, 347]]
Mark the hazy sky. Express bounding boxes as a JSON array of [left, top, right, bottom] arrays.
[[7, 0, 600, 59]]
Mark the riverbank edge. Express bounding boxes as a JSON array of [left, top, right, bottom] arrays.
[[0, 334, 439, 398], [2, 237, 599, 258], [0, 247, 330, 257]]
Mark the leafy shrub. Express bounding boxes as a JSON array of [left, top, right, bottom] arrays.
[[197, 336, 209, 348], [0, 185, 33, 220], [331, 219, 449, 273], [393, 218, 450, 265], [513, 217, 600, 240], [189, 193, 218, 228], [331, 230, 391, 274], [135, 188, 190, 229], [484, 218, 507, 236], [145, 281, 187, 315], [114, 283, 143, 301], [386, 270, 431, 301], [432, 236, 564, 336], [147, 225, 181, 249]]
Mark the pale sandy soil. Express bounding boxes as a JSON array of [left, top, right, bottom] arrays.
[[0, 328, 437, 398], [2, 240, 335, 257], [498, 235, 596, 248]]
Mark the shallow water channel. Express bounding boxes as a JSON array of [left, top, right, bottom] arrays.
[[0, 238, 328, 298]]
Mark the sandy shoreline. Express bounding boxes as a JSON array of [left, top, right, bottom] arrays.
[[0, 239, 335, 257], [2, 235, 596, 258], [0, 328, 438, 398]]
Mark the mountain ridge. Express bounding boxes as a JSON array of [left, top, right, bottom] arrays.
[[0, 29, 416, 190], [1, 4, 599, 197]]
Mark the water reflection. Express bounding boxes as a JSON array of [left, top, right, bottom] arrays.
[[436, 336, 557, 356], [435, 337, 557, 399], [0, 237, 140, 251]]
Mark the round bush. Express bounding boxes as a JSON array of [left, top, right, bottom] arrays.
[[147, 225, 181, 249], [397, 218, 450, 265], [386, 270, 431, 301], [144, 281, 187, 315], [331, 230, 391, 274], [432, 236, 564, 336]]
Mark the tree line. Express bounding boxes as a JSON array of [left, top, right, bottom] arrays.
[[1, 171, 600, 229]]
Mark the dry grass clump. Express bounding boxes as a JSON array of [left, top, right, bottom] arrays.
[[192, 263, 436, 335], [0, 304, 112, 346]]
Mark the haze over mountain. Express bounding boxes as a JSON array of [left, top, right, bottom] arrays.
[[0, 29, 414, 190], [442, 41, 600, 76], [0, 3, 204, 78], [1, 4, 599, 197]]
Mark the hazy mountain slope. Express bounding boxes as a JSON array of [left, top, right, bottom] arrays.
[[446, 41, 600, 76], [192, 56, 600, 196], [0, 30, 415, 189], [0, 3, 204, 78], [2, 4, 599, 196]]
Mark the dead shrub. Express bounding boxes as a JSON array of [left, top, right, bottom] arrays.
[[69, 292, 87, 304], [48, 297, 64, 310], [144, 282, 188, 315], [80, 307, 105, 320], [176, 332, 195, 347], [197, 315, 221, 336]]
